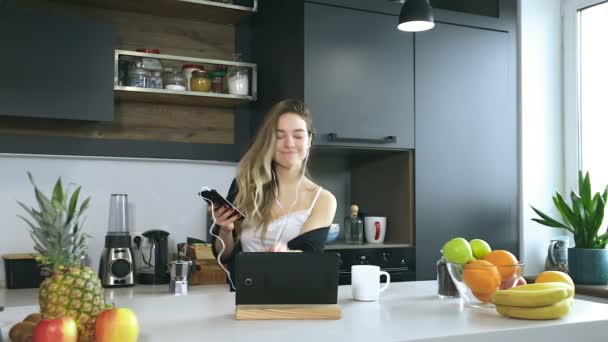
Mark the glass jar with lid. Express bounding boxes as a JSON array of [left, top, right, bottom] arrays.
[[136, 48, 163, 72], [182, 64, 205, 91], [227, 65, 249, 96], [164, 70, 186, 91], [149, 70, 163, 89], [209, 70, 226, 93], [437, 255, 459, 298], [190, 70, 211, 92], [127, 61, 150, 88]]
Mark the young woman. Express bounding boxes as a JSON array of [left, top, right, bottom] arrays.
[[211, 99, 337, 260]]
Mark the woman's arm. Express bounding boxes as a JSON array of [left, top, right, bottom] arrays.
[[300, 189, 337, 234], [266, 189, 337, 253], [210, 179, 240, 262]]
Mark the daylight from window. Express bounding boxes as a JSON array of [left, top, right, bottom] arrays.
[[580, 1, 608, 189]]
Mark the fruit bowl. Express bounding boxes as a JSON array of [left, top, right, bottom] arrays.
[[446, 261, 525, 308]]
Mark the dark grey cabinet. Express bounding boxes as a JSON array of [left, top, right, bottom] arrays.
[[414, 22, 518, 280], [252, 1, 414, 149], [306, 0, 402, 15], [0, 10, 115, 121], [304, 3, 414, 149]]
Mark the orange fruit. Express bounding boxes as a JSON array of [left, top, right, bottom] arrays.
[[483, 250, 519, 279], [535, 271, 575, 288], [463, 260, 501, 302]]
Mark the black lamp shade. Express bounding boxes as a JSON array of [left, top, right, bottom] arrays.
[[398, 0, 435, 32]]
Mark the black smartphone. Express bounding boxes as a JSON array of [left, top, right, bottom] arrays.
[[199, 189, 246, 220]]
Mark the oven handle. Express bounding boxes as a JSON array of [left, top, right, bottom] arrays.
[[339, 267, 410, 273]]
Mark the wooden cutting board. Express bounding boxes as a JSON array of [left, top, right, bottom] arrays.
[[235, 304, 342, 320], [573, 284, 608, 299], [525, 275, 608, 299]]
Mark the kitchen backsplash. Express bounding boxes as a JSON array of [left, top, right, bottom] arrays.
[[0, 153, 236, 288]]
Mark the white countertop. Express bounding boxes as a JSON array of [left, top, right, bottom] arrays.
[[2, 281, 608, 342]]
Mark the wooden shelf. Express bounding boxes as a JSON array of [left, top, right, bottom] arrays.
[[115, 87, 254, 107], [115, 49, 257, 107], [54, 0, 257, 24], [324, 243, 413, 250]]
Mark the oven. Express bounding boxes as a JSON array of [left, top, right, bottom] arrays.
[[326, 247, 416, 285]]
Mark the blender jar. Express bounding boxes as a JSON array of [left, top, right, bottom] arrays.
[[108, 194, 129, 235]]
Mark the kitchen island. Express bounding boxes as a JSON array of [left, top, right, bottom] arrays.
[[2, 281, 607, 342]]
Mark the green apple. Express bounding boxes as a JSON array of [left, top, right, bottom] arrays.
[[442, 237, 474, 264], [470, 239, 492, 259]]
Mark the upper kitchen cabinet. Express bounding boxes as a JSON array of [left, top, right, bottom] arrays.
[[414, 2, 518, 280], [252, 0, 414, 149], [304, 0, 511, 31], [0, 9, 115, 121]]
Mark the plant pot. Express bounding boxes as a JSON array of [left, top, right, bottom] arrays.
[[568, 247, 608, 285]]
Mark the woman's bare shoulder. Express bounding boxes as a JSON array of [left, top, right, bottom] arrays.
[[317, 189, 336, 208], [302, 179, 335, 203]]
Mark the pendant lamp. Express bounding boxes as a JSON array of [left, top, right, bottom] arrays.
[[397, 0, 435, 32]]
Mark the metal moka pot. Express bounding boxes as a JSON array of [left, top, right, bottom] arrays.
[[169, 260, 192, 295]]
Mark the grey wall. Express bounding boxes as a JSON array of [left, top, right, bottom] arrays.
[[0, 154, 236, 288]]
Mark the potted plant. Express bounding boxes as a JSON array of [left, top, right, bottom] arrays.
[[531, 171, 608, 285]]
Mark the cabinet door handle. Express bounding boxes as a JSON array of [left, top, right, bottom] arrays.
[[327, 133, 397, 144]]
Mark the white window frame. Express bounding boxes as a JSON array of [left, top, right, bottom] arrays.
[[563, 0, 608, 191]]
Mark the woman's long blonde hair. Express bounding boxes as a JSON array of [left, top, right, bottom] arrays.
[[234, 99, 314, 237]]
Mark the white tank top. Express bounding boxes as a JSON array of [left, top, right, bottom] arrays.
[[240, 187, 323, 252]]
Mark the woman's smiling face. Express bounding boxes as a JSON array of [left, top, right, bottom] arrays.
[[273, 112, 311, 170]]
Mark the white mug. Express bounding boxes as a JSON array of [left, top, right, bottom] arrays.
[[364, 216, 387, 244], [351, 265, 390, 301]]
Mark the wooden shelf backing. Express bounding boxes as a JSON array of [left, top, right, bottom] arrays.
[[115, 87, 253, 107], [53, 0, 257, 25]]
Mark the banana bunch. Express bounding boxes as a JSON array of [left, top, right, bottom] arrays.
[[490, 282, 575, 320]]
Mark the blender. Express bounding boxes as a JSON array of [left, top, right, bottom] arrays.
[[98, 194, 135, 287]]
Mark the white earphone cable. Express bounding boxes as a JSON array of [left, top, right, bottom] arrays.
[[198, 186, 236, 290], [197, 146, 310, 286], [271, 150, 309, 245]]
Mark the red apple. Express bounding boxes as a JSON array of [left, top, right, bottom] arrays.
[[33, 317, 78, 342], [95, 307, 139, 342]]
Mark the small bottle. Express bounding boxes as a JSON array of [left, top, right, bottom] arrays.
[[344, 204, 363, 244], [437, 255, 459, 298]]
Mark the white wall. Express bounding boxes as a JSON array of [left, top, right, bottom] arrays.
[[519, 0, 567, 276], [0, 153, 236, 287]]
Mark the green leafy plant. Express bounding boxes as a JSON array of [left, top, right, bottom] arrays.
[[531, 171, 608, 249], [16, 172, 91, 268]]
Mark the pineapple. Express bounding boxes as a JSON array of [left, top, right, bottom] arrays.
[[18, 173, 106, 341]]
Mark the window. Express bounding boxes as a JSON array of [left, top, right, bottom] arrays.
[[564, 0, 608, 191], [579, 2, 608, 186]]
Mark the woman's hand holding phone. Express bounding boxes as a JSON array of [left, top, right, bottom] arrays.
[[212, 204, 241, 233]]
